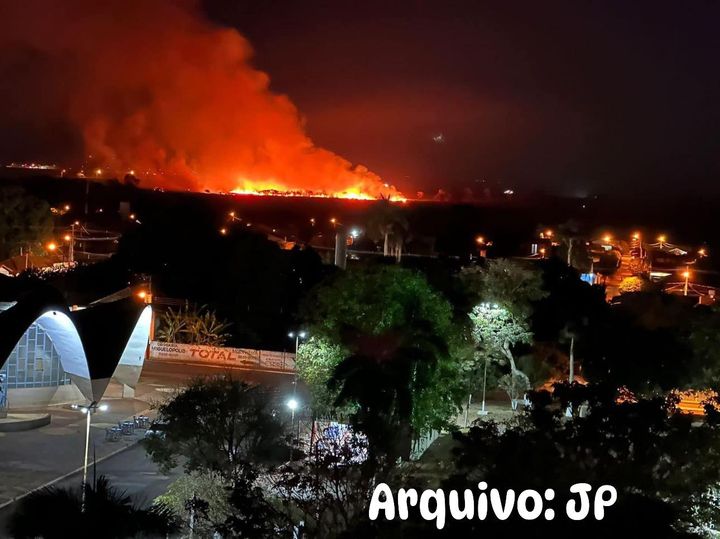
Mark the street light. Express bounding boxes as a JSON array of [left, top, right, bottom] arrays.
[[46, 241, 57, 252], [287, 331, 307, 450], [682, 268, 691, 296], [74, 401, 108, 512]]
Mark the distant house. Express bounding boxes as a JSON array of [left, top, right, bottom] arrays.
[[0, 254, 55, 277]]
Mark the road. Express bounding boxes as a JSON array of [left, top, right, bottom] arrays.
[[0, 360, 305, 533], [0, 442, 181, 533]]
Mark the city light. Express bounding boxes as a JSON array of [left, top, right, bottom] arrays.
[[682, 270, 691, 279], [476, 236, 485, 244], [658, 235, 667, 243], [603, 234, 612, 244], [46, 242, 57, 251], [137, 290, 147, 300], [63, 234, 71, 242], [350, 228, 361, 238], [219, 227, 227, 235], [287, 398, 298, 411], [632, 232, 641, 240]]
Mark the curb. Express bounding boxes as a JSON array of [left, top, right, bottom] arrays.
[[0, 440, 141, 510], [0, 407, 154, 511]]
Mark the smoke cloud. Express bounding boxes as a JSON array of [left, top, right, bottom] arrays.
[[0, 1, 398, 198]]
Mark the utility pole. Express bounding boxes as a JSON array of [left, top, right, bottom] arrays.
[[68, 223, 75, 264], [569, 335, 575, 383]]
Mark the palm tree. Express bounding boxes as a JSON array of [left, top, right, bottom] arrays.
[[330, 320, 446, 461], [366, 199, 409, 261], [8, 476, 177, 538], [156, 306, 187, 342], [157, 304, 231, 346]]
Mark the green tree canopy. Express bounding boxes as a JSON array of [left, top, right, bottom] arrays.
[[0, 186, 53, 260], [144, 376, 288, 481], [299, 264, 471, 445]]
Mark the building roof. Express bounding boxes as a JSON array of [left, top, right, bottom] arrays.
[[0, 287, 151, 403]]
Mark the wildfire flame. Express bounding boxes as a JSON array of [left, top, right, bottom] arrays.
[[229, 177, 404, 201], [0, 1, 404, 201]]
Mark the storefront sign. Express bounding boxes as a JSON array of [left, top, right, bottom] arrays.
[[149, 341, 295, 372]]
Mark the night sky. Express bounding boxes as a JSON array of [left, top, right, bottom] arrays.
[[206, 0, 720, 196], [1, 0, 719, 197]]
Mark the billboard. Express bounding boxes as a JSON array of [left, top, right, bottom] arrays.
[[149, 341, 295, 372]]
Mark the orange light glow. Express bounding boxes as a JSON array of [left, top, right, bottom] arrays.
[[603, 234, 612, 243], [46, 242, 57, 251], [219, 228, 227, 235], [137, 290, 147, 300], [230, 179, 405, 201], [699, 248, 707, 256], [476, 236, 485, 244], [63, 234, 71, 242], [658, 235, 667, 243], [682, 270, 691, 279], [632, 232, 641, 240]]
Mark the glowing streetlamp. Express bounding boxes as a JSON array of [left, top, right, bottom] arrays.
[[602, 234, 612, 244], [682, 268, 691, 296], [287, 331, 307, 440], [46, 241, 57, 252], [219, 227, 227, 236], [74, 401, 108, 512], [658, 235, 667, 250]]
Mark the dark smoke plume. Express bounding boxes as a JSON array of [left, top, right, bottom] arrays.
[[0, 1, 399, 198]]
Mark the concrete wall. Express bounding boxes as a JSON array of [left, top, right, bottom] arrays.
[[7, 383, 85, 409]]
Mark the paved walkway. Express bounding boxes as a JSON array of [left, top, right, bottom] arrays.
[[0, 398, 152, 507]]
